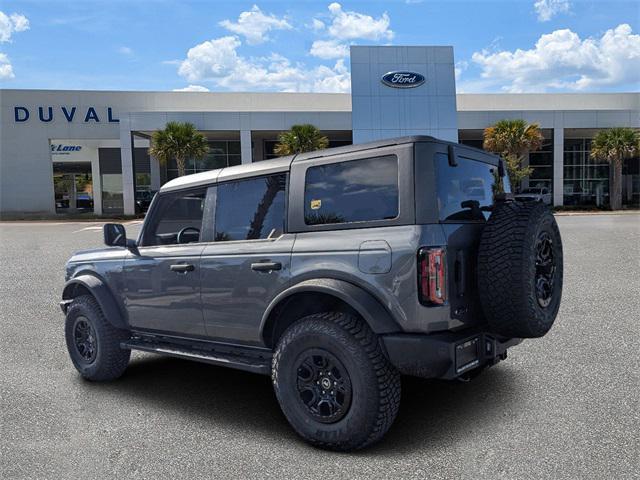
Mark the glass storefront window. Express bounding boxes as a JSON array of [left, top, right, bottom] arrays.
[[459, 132, 553, 193], [102, 174, 124, 214], [563, 137, 609, 206], [528, 138, 553, 191], [52, 162, 94, 213], [166, 140, 241, 180]]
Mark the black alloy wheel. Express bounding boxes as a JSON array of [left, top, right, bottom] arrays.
[[73, 316, 97, 363], [294, 349, 352, 423], [534, 231, 556, 308]]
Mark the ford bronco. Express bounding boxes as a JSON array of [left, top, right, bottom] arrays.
[[61, 136, 563, 451]]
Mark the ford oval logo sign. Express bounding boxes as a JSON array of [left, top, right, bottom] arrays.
[[381, 71, 426, 88]]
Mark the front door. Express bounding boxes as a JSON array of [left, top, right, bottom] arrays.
[[200, 173, 293, 345], [124, 187, 208, 337]]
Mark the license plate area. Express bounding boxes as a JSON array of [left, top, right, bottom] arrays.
[[455, 337, 480, 373]]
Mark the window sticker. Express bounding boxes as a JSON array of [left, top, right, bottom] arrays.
[[310, 199, 322, 210]]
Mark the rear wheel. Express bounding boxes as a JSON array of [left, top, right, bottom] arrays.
[[272, 312, 401, 451], [65, 295, 131, 381]]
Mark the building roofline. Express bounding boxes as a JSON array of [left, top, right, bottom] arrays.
[[2, 89, 637, 112]]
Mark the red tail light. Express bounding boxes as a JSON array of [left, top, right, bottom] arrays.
[[418, 248, 447, 305]]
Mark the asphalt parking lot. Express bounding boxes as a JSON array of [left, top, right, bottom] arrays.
[[1, 214, 638, 479]]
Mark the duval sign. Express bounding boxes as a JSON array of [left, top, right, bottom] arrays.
[[13, 106, 119, 123], [381, 71, 426, 88]]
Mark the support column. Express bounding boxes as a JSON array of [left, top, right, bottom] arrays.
[[150, 155, 161, 191], [120, 117, 136, 215], [91, 150, 103, 215], [553, 127, 564, 207], [240, 130, 252, 164]]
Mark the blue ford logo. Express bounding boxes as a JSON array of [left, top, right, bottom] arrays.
[[381, 71, 426, 88]]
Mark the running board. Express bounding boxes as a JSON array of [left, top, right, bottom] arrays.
[[121, 338, 272, 375]]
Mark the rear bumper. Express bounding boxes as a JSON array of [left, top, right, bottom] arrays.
[[381, 330, 522, 380]]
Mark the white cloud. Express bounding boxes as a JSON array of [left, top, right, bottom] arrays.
[[310, 18, 325, 32], [177, 35, 350, 93], [118, 46, 133, 55], [310, 39, 349, 59], [178, 36, 242, 81], [219, 5, 291, 45], [308, 3, 393, 59], [471, 24, 640, 92], [0, 11, 29, 43], [324, 2, 393, 41], [0, 52, 14, 79], [533, 0, 571, 22], [173, 85, 210, 92]]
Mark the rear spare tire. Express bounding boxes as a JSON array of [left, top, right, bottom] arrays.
[[477, 201, 563, 338]]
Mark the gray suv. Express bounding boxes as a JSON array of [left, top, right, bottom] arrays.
[[61, 136, 563, 451]]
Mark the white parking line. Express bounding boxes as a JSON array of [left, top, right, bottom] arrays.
[[72, 225, 104, 233]]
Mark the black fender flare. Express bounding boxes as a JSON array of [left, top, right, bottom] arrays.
[[61, 274, 128, 330], [260, 278, 401, 340]]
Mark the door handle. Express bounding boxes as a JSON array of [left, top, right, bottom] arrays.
[[251, 261, 282, 272], [170, 263, 195, 273]]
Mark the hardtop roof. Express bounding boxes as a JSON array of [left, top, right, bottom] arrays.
[[159, 135, 499, 193]]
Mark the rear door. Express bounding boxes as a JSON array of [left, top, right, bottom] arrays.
[[427, 145, 508, 327], [123, 188, 209, 336], [200, 173, 293, 345]]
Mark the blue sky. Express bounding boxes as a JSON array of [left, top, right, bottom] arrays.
[[0, 0, 638, 93]]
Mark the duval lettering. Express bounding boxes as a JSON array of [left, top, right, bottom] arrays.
[[14, 106, 119, 123]]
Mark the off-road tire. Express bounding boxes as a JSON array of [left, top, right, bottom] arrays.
[[65, 295, 131, 381], [478, 201, 563, 338], [272, 312, 401, 451]]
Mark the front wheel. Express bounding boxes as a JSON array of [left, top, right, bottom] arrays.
[[65, 295, 131, 381], [272, 312, 401, 451]]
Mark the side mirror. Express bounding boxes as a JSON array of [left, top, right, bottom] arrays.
[[103, 223, 126, 247]]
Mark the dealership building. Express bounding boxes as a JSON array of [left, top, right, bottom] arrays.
[[1, 46, 638, 216]]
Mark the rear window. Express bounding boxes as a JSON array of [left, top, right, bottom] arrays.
[[304, 155, 399, 225], [435, 153, 508, 221]]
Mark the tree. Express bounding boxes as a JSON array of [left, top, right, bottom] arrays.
[[148, 121, 209, 177], [590, 127, 640, 210], [483, 119, 544, 191], [274, 124, 329, 156]]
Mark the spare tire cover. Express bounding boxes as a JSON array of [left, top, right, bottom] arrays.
[[477, 201, 563, 338]]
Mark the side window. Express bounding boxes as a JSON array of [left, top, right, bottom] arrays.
[[143, 189, 207, 245], [435, 153, 508, 222], [215, 174, 287, 241], [304, 155, 399, 225]]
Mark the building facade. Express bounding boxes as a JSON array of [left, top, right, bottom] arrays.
[[1, 46, 638, 216]]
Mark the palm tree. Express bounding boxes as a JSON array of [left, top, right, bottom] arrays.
[[483, 119, 544, 191], [590, 128, 640, 210], [148, 121, 209, 177], [274, 124, 329, 156]]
